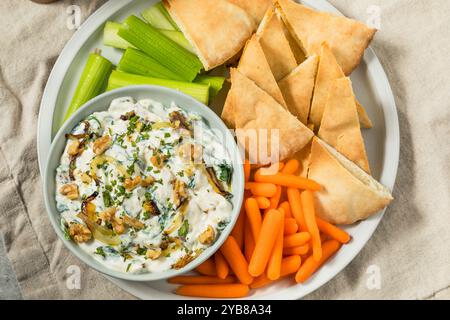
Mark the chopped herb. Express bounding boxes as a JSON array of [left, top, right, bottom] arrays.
[[126, 263, 132, 272], [103, 190, 113, 208], [136, 247, 147, 256], [164, 132, 171, 138], [178, 220, 189, 238], [95, 247, 106, 258], [218, 163, 233, 184]]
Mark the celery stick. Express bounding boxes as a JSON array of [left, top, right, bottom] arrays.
[[117, 47, 184, 81], [119, 15, 202, 82], [159, 30, 195, 54], [103, 21, 134, 50], [142, 2, 179, 31], [195, 75, 226, 100], [64, 52, 113, 122], [107, 70, 209, 105]]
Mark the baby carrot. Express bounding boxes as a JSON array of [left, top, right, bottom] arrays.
[[279, 201, 292, 218], [250, 255, 302, 289], [245, 198, 262, 241], [168, 275, 236, 285], [231, 206, 246, 249], [249, 209, 284, 277], [254, 171, 322, 191], [249, 182, 278, 197], [220, 236, 254, 285], [287, 188, 307, 231], [176, 284, 250, 298], [244, 159, 251, 182], [255, 196, 271, 209], [195, 258, 216, 276], [267, 208, 285, 280], [295, 240, 341, 283], [283, 232, 311, 248], [215, 251, 229, 279], [264, 185, 282, 214], [301, 190, 322, 262], [316, 217, 351, 244], [281, 159, 300, 175], [284, 218, 298, 235], [283, 244, 309, 256], [244, 220, 255, 262]]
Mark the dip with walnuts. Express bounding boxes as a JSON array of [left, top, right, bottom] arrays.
[[55, 97, 233, 274]]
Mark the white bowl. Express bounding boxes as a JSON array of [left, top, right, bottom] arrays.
[[43, 85, 245, 282]]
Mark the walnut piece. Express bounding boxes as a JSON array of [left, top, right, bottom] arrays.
[[80, 172, 92, 184], [60, 184, 79, 200], [69, 223, 92, 243], [173, 179, 188, 207], [146, 248, 162, 260], [124, 176, 142, 191], [141, 175, 155, 187], [122, 215, 144, 230], [198, 225, 215, 245], [68, 140, 82, 157], [93, 135, 112, 155]]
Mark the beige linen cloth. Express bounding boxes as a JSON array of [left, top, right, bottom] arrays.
[[0, 0, 448, 300]]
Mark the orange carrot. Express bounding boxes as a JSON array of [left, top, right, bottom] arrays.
[[316, 217, 351, 244], [245, 198, 262, 241], [281, 159, 300, 175], [267, 208, 285, 280], [301, 190, 322, 262], [250, 255, 302, 289], [283, 244, 309, 256], [279, 201, 292, 218], [244, 159, 251, 182], [264, 185, 282, 214], [283, 232, 311, 248], [249, 209, 284, 277], [231, 206, 246, 249], [220, 236, 254, 285], [195, 258, 216, 276], [254, 171, 321, 191], [284, 218, 298, 235], [244, 220, 255, 262], [249, 182, 278, 197], [287, 188, 307, 231], [259, 162, 285, 175], [255, 196, 271, 209], [295, 240, 341, 283], [176, 284, 249, 298], [215, 251, 229, 280], [168, 275, 236, 285]]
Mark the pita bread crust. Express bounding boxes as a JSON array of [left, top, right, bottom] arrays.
[[228, 0, 272, 28], [279, 55, 319, 125], [276, 0, 376, 75], [238, 35, 287, 108], [230, 69, 314, 163], [310, 43, 372, 129], [318, 78, 371, 173], [308, 138, 392, 225], [257, 7, 298, 81], [292, 142, 312, 178], [356, 100, 373, 129], [165, 0, 253, 71]]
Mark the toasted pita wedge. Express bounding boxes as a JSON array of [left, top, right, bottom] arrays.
[[257, 7, 298, 80], [318, 78, 370, 173], [310, 43, 372, 129], [278, 55, 319, 125], [238, 35, 287, 108], [292, 141, 312, 178], [230, 69, 314, 163], [228, 0, 272, 28], [308, 138, 393, 225], [276, 0, 376, 75], [164, 0, 253, 71]]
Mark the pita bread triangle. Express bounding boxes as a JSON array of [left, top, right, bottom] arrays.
[[231, 69, 314, 163], [228, 0, 273, 28], [257, 6, 298, 81], [237, 35, 288, 108], [278, 55, 319, 125], [292, 141, 312, 178], [310, 43, 372, 129], [276, 0, 376, 75], [318, 78, 371, 173], [308, 138, 393, 225], [164, 0, 254, 71]]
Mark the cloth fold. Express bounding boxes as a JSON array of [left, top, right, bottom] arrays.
[[0, 0, 448, 300]]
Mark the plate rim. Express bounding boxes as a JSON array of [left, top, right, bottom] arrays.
[[36, 0, 400, 300]]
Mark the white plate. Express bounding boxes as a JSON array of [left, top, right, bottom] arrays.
[[37, 0, 400, 300]]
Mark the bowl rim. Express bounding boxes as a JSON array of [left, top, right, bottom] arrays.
[[43, 85, 245, 282]]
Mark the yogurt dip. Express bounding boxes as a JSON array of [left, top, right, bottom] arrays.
[[55, 97, 234, 274]]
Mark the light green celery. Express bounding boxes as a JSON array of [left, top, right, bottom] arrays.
[[141, 2, 179, 31], [118, 15, 202, 82], [195, 75, 226, 101], [103, 21, 134, 50], [107, 70, 209, 105], [117, 47, 184, 81], [159, 30, 195, 54], [63, 52, 113, 122]]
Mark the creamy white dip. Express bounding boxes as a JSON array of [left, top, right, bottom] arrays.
[[55, 97, 233, 274]]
